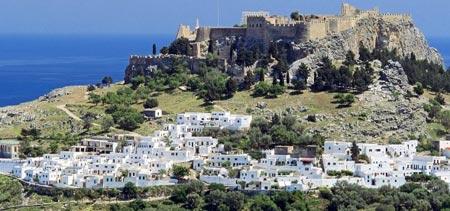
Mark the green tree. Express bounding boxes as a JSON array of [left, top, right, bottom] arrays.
[[173, 165, 190, 178], [258, 68, 266, 82], [286, 71, 290, 84], [225, 191, 246, 211], [129, 199, 146, 211], [242, 71, 256, 90], [225, 78, 238, 97], [21, 128, 41, 140], [102, 76, 113, 87], [272, 113, 281, 126], [268, 84, 285, 97], [131, 76, 145, 90], [351, 140, 359, 161], [282, 116, 297, 130], [438, 110, 450, 130], [312, 57, 335, 91], [208, 40, 214, 54], [334, 93, 355, 107], [198, 71, 228, 103], [435, 92, 446, 105], [185, 193, 203, 210], [101, 115, 115, 132], [160, 46, 169, 54], [344, 50, 356, 66], [171, 185, 188, 203], [359, 44, 371, 62], [353, 66, 372, 92], [88, 93, 101, 105], [82, 112, 96, 131], [414, 82, 424, 95], [296, 63, 309, 83], [112, 108, 144, 131], [290, 11, 301, 21], [206, 189, 227, 210], [152, 43, 157, 55], [0, 175, 23, 207], [208, 183, 226, 192], [135, 86, 152, 101], [253, 82, 271, 97], [49, 142, 59, 154], [143, 98, 159, 109], [87, 85, 96, 91], [169, 38, 191, 55], [250, 194, 281, 211], [122, 182, 138, 199]]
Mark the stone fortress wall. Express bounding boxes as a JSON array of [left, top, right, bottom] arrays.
[[125, 3, 426, 84], [175, 3, 412, 59]]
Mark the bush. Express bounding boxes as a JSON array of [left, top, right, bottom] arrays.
[[319, 187, 333, 200], [435, 92, 446, 105], [334, 93, 355, 107], [122, 182, 138, 199], [253, 82, 271, 97], [414, 82, 424, 95], [173, 165, 190, 178], [143, 98, 159, 108], [268, 84, 285, 97], [87, 85, 96, 92], [169, 38, 191, 55]]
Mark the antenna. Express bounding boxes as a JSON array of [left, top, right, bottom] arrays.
[[217, 0, 220, 26]]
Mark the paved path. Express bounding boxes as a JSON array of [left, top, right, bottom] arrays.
[[56, 104, 81, 121]]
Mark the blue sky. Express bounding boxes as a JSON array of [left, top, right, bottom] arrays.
[[1, 0, 449, 37]]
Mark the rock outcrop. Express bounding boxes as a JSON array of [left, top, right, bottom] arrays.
[[289, 17, 444, 84], [306, 61, 428, 142]]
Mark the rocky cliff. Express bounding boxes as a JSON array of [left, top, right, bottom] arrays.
[[289, 17, 444, 84]]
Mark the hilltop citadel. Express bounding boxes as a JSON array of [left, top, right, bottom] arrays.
[[125, 3, 425, 83], [176, 3, 411, 58]]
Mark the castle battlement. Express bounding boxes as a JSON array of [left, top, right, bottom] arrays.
[[382, 13, 411, 17], [308, 20, 327, 24], [172, 3, 412, 58], [272, 23, 302, 27]]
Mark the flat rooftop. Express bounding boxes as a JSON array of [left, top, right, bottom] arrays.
[[0, 139, 20, 145]]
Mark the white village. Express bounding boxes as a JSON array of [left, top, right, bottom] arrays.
[[2, 111, 450, 192]]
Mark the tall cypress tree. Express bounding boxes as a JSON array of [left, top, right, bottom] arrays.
[[286, 71, 290, 84], [152, 44, 157, 55], [279, 72, 285, 86]]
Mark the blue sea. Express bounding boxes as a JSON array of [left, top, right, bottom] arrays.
[[0, 35, 448, 107], [0, 34, 172, 107], [429, 37, 450, 69]]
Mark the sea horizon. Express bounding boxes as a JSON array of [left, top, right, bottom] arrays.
[[0, 34, 448, 108], [0, 34, 173, 107]]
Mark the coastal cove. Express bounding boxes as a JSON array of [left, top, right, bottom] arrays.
[[0, 34, 172, 107]]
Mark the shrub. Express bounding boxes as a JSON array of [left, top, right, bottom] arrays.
[[253, 82, 271, 97], [87, 85, 96, 92], [414, 82, 424, 95], [319, 187, 333, 200], [144, 98, 159, 108]]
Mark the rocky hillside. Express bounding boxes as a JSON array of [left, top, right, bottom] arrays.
[[306, 60, 429, 142], [289, 16, 444, 84]]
